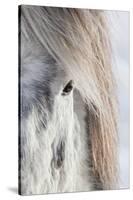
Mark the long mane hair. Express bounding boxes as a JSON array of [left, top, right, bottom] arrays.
[[20, 5, 118, 189]]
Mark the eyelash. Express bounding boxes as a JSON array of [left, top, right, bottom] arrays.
[[62, 80, 73, 96]]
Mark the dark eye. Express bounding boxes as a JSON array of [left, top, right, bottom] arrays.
[[62, 80, 74, 96]]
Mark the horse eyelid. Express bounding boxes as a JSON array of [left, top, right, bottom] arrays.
[[62, 80, 74, 96]]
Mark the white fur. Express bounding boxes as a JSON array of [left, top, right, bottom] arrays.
[[21, 88, 92, 195]]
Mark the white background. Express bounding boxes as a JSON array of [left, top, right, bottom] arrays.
[[109, 11, 130, 188], [0, 0, 132, 199]]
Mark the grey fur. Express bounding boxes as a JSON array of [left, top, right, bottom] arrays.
[[51, 140, 65, 169]]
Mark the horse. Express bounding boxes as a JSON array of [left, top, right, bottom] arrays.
[[19, 5, 118, 195]]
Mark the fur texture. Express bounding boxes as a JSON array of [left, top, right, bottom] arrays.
[[19, 5, 118, 195]]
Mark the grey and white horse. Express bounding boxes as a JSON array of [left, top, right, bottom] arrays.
[[19, 5, 118, 195]]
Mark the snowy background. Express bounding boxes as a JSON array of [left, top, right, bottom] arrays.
[[107, 11, 129, 189]]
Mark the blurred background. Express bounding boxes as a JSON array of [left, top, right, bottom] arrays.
[[107, 11, 129, 189]]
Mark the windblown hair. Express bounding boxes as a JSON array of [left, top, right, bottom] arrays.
[[20, 5, 118, 191]]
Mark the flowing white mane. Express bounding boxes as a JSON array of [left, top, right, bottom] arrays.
[[19, 5, 118, 195]]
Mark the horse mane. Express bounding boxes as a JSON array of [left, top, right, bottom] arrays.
[[20, 5, 118, 189]]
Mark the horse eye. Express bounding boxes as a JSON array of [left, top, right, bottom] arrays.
[[62, 80, 74, 96]]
